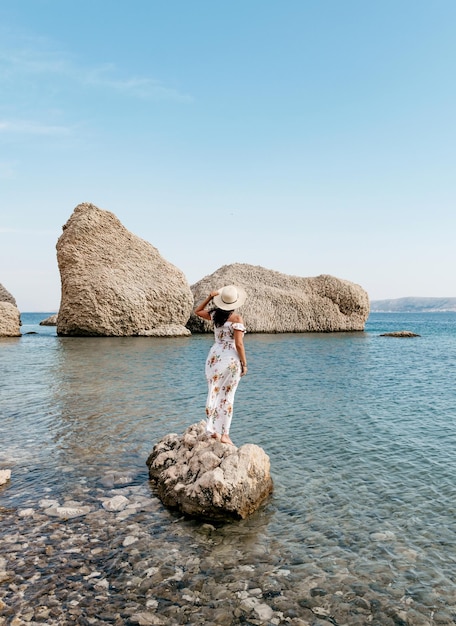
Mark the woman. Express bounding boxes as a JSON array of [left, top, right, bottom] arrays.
[[195, 285, 248, 445]]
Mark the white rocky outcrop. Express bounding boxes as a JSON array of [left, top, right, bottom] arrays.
[[187, 263, 370, 333], [0, 302, 21, 337], [56, 203, 193, 336], [0, 284, 21, 337], [39, 314, 58, 326], [146, 422, 273, 521], [0, 284, 17, 306]]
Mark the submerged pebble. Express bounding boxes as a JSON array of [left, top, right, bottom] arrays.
[[0, 470, 11, 485]]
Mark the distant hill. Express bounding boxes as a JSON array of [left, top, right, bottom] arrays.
[[370, 297, 456, 313]]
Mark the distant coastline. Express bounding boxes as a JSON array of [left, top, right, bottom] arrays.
[[370, 297, 456, 313]]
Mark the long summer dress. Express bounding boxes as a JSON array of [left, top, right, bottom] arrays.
[[205, 316, 246, 437]]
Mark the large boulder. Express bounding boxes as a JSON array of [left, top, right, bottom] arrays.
[[56, 203, 193, 336], [187, 263, 369, 333], [146, 422, 273, 522], [0, 283, 17, 306], [0, 284, 21, 337]]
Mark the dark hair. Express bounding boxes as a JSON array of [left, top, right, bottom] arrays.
[[212, 307, 232, 327]]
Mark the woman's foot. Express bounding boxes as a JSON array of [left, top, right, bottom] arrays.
[[209, 432, 221, 440], [221, 434, 234, 445]]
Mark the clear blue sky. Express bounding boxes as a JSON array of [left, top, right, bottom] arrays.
[[1, 1, 455, 311]]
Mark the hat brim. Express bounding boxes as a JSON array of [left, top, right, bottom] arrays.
[[212, 285, 247, 311]]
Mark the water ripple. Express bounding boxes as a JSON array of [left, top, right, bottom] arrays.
[[1, 313, 456, 622]]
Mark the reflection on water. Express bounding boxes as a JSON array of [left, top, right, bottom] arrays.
[[1, 313, 456, 623], [8, 335, 213, 491]]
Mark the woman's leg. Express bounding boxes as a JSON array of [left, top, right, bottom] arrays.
[[214, 360, 241, 442]]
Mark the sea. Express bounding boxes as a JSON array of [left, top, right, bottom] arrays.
[[1, 312, 455, 625]]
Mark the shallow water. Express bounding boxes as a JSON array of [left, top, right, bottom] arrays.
[[1, 313, 455, 624]]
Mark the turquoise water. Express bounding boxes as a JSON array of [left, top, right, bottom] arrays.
[[1, 312, 455, 623]]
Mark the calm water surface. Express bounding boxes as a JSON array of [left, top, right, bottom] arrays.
[[1, 312, 455, 624]]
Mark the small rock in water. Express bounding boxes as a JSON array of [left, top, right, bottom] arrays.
[[370, 530, 396, 541], [40, 313, 58, 326], [0, 469, 11, 485], [380, 330, 420, 337], [39, 498, 60, 509], [123, 535, 138, 547], [101, 470, 135, 487], [94, 578, 109, 590], [129, 612, 158, 626], [254, 602, 274, 621], [44, 505, 91, 519], [102, 495, 129, 511]]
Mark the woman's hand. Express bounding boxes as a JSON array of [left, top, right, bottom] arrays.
[[195, 291, 218, 320]]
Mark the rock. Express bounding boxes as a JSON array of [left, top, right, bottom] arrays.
[[146, 422, 273, 521], [0, 283, 17, 306], [130, 612, 162, 626], [0, 283, 21, 337], [102, 495, 129, 512], [380, 330, 420, 337], [370, 531, 396, 541], [241, 597, 274, 621], [40, 313, 58, 326], [187, 264, 369, 333], [0, 469, 11, 485], [39, 498, 60, 509], [56, 202, 193, 336], [44, 505, 92, 519], [0, 302, 21, 337], [100, 470, 135, 487], [138, 324, 192, 337], [123, 535, 138, 547]]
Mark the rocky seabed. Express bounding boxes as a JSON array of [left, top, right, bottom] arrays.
[[1, 478, 455, 626]]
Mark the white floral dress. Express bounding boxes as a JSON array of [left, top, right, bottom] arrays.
[[205, 318, 246, 437]]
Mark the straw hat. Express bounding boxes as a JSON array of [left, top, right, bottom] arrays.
[[213, 285, 247, 311]]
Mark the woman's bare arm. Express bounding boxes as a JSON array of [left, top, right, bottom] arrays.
[[233, 315, 248, 376], [195, 291, 218, 321]]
